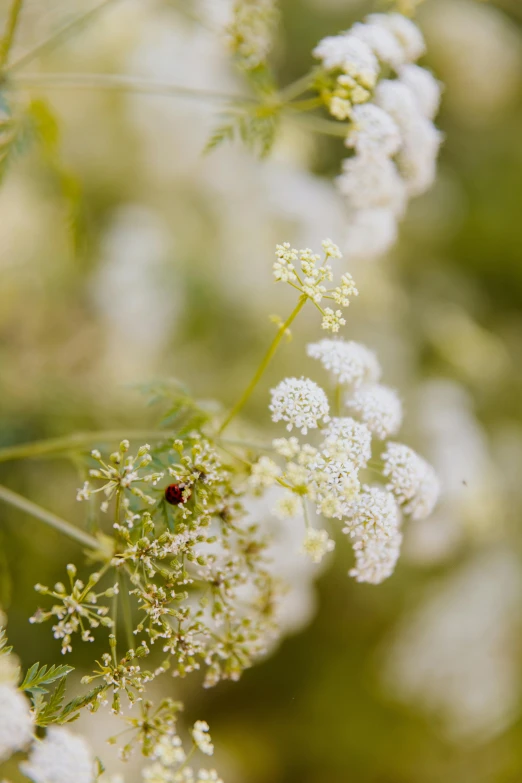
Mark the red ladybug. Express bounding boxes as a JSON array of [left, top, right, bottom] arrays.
[[164, 483, 190, 505]]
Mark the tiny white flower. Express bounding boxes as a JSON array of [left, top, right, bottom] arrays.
[[399, 64, 442, 120], [314, 33, 379, 88], [382, 442, 440, 520], [336, 155, 406, 215], [301, 528, 335, 564], [249, 456, 281, 490], [307, 339, 381, 388], [192, 721, 214, 756], [321, 417, 372, 469], [345, 103, 402, 158], [346, 383, 403, 440], [270, 377, 330, 435], [367, 13, 426, 63], [351, 20, 406, 68], [273, 492, 301, 520]]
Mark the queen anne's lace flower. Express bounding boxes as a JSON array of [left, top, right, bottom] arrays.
[[0, 684, 34, 762], [21, 727, 95, 783], [399, 64, 442, 120], [346, 383, 403, 440], [374, 78, 421, 132], [301, 528, 335, 564], [321, 417, 372, 470], [382, 441, 440, 520], [309, 455, 360, 519], [273, 492, 301, 520], [307, 339, 381, 388], [350, 528, 403, 584], [367, 13, 426, 63], [336, 155, 406, 215], [270, 377, 330, 434], [345, 103, 402, 158]]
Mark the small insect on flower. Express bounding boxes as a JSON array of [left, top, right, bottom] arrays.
[[164, 484, 191, 506]]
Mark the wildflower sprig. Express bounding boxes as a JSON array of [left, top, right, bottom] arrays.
[[273, 240, 358, 333], [30, 564, 116, 654], [0, 237, 440, 781]]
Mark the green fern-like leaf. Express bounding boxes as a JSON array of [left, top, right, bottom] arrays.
[[58, 684, 106, 723], [20, 662, 74, 694]]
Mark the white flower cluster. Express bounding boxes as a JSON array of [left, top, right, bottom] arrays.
[[77, 441, 164, 513], [261, 337, 440, 583], [226, 0, 279, 70], [0, 683, 34, 763], [314, 13, 443, 260], [21, 727, 95, 783], [142, 720, 221, 783], [382, 441, 440, 520], [273, 240, 358, 333]]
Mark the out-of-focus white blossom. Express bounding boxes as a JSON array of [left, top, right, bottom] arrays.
[[351, 21, 405, 69], [270, 377, 330, 434], [346, 384, 403, 440], [367, 13, 426, 63], [383, 550, 522, 740], [226, 0, 279, 69], [343, 208, 399, 261], [399, 64, 442, 120], [382, 442, 439, 520], [249, 456, 282, 490], [0, 684, 34, 762], [301, 528, 335, 564], [336, 155, 406, 215], [307, 339, 381, 388], [313, 34, 379, 88], [345, 103, 402, 158], [21, 727, 95, 783], [192, 721, 214, 756]]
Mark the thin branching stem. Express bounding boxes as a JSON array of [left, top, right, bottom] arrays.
[[218, 296, 307, 434], [0, 0, 24, 70], [0, 430, 178, 463], [7, 0, 121, 72], [0, 483, 98, 549], [9, 72, 257, 104]]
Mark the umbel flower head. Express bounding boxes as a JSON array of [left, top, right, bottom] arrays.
[[268, 334, 439, 584], [273, 240, 358, 332], [311, 12, 442, 261], [270, 377, 330, 434]]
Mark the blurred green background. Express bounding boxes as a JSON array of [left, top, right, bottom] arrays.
[[1, 0, 522, 780]]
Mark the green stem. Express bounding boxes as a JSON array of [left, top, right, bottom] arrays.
[[0, 483, 98, 549], [284, 111, 351, 138], [120, 572, 134, 652], [0, 0, 24, 70], [218, 296, 307, 434], [335, 383, 342, 417], [0, 430, 178, 464], [279, 72, 314, 103], [9, 72, 256, 104], [7, 0, 122, 73]]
